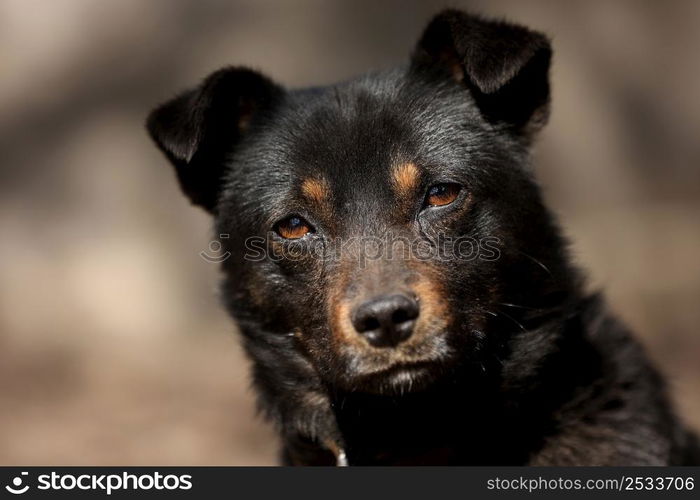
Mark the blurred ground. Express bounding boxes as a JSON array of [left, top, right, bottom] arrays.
[[0, 0, 698, 465]]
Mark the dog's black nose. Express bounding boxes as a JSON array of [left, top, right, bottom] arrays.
[[351, 294, 419, 347]]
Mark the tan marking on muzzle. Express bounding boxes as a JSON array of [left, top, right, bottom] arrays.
[[409, 265, 450, 335], [330, 292, 365, 345], [328, 261, 368, 347]]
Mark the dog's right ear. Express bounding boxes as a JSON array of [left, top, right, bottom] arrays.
[[412, 10, 551, 140], [146, 67, 283, 214]]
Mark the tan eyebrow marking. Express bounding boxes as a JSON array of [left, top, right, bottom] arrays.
[[301, 177, 331, 204], [392, 162, 420, 197]]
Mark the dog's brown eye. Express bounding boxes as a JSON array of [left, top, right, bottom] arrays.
[[425, 183, 461, 207], [275, 216, 311, 239]]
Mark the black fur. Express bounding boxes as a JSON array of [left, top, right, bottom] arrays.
[[146, 10, 699, 465]]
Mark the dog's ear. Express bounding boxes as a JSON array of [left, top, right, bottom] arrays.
[[146, 67, 283, 213], [412, 10, 551, 139]]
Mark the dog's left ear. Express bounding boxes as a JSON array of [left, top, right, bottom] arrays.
[[412, 10, 551, 140], [146, 67, 283, 214]]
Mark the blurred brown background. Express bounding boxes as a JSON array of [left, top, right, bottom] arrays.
[[1, 0, 699, 465]]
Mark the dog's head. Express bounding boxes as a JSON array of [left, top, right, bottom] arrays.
[[147, 11, 576, 395]]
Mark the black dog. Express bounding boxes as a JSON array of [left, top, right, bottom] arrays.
[[147, 10, 699, 465]]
